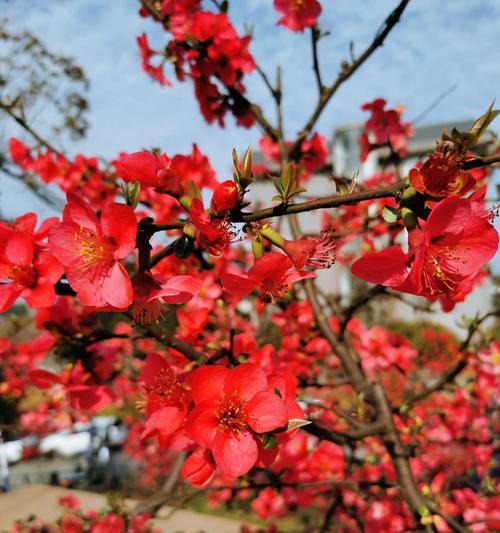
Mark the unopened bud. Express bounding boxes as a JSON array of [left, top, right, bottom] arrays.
[[121, 181, 141, 210]]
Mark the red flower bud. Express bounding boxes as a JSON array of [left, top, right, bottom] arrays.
[[211, 180, 239, 213]]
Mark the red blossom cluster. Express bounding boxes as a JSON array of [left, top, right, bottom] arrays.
[[10, 494, 159, 533], [1, 2, 499, 532], [359, 98, 413, 161], [138, 4, 256, 126]]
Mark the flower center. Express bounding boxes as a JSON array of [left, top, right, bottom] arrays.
[[9, 265, 37, 288], [259, 278, 287, 304], [216, 392, 248, 433], [73, 226, 113, 270], [143, 367, 184, 411]]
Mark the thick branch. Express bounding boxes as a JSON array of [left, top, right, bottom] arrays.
[[237, 180, 405, 223]]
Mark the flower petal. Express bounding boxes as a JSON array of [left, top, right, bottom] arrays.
[[212, 430, 258, 478], [101, 262, 134, 308], [224, 363, 268, 401], [247, 390, 288, 433], [191, 366, 229, 404], [351, 246, 409, 287]]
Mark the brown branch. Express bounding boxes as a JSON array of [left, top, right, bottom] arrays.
[[150, 242, 175, 268], [311, 25, 324, 94], [289, 0, 411, 160], [463, 154, 500, 170], [339, 285, 387, 337], [0, 101, 68, 161], [304, 420, 386, 445], [124, 311, 208, 364], [237, 180, 405, 223]]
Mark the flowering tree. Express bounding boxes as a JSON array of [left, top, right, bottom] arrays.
[[1, 1, 499, 532]]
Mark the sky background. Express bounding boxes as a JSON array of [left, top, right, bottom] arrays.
[[1, 0, 499, 220]]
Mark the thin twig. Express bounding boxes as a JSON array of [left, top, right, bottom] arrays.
[[289, 0, 411, 160]]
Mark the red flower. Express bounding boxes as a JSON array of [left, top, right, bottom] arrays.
[[221, 252, 315, 303], [211, 180, 239, 213], [282, 231, 336, 269], [181, 447, 216, 487], [300, 133, 328, 174], [139, 353, 189, 446], [186, 364, 288, 478], [132, 271, 201, 324], [351, 194, 498, 306], [29, 365, 113, 412], [137, 33, 171, 87], [190, 198, 237, 255], [9, 137, 33, 169], [360, 98, 412, 158], [274, 0, 322, 32], [116, 151, 181, 194], [409, 144, 475, 198], [0, 214, 63, 313], [48, 193, 137, 308]]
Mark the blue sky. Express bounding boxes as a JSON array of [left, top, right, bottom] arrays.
[[1, 0, 499, 220]]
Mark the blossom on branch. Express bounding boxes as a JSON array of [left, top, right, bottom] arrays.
[[274, 0, 322, 32], [351, 193, 498, 309], [48, 193, 137, 308]]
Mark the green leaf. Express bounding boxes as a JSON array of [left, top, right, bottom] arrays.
[[470, 101, 499, 141], [261, 434, 278, 450], [333, 177, 349, 195], [287, 418, 311, 430], [402, 207, 418, 230], [382, 205, 398, 223]]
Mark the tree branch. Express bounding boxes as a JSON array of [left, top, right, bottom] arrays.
[[237, 180, 405, 223], [289, 0, 411, 160], [311, 25, 324, 95], [0, 101, 68, 161]]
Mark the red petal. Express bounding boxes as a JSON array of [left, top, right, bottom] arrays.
[[101, 262, 133, 308], [67, 385, 113, 412], [116, 151, 159, 187], [139, 352, 168, 386], [212, 430, 258, 478], [248, 252, 292, 283], [351, 246, 409, 287], [181, 448, 216, 487], [186, 400, 220, 448], [141, 406, 186, 440], [23, 281, 55, 309], [224, 363, 267, 401], [65, 193, 99, 232], [221, 272, 255, 298], [151, 275, 201, 304], [191, 366, 229, 404], [247, 390, 288, 433], [29, 369, 60, 389], [0, 284, 22, 314], [5, 233, 34, 266], [35, 252, 63, 283], [425, 196, 470, 239], [101, 203, 138, 259]]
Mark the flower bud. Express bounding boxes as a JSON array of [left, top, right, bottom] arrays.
[[211, 180, 239, 213]]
